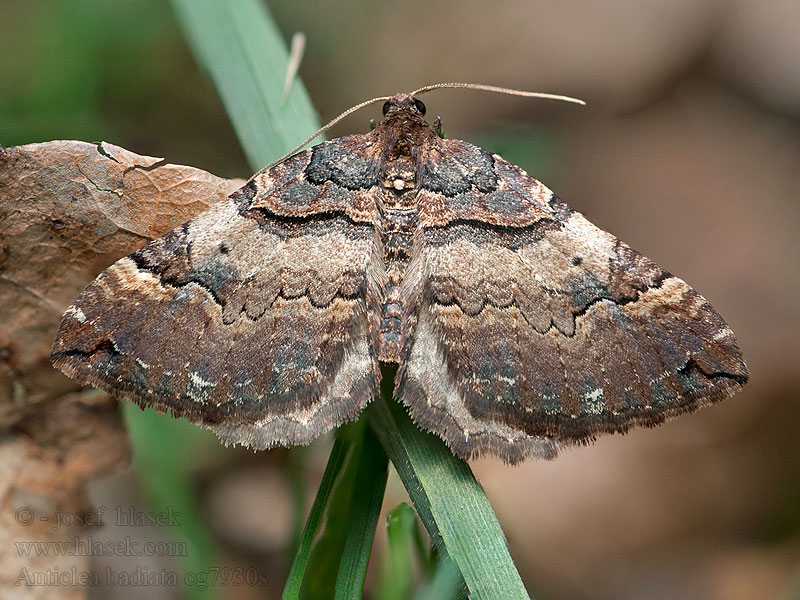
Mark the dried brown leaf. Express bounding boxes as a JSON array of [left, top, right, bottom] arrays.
[[0, 140, 245, 428]]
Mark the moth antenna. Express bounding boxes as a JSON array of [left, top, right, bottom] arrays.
[[410, 82, 586, 106], [258, 95, 392, 173], [260, 84, 584, 173]]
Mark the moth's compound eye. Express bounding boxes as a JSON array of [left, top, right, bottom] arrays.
[[413, 98, 426, 116], [382, 101, 391, 116]]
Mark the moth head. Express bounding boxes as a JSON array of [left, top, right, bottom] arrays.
[[260, 84, 583, 173], [382, 93, 426, 117]]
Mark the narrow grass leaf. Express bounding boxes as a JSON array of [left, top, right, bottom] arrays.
[[297, 420, 379, 599], [282, 436, 351, 600], [333, 423, 390, 599], [369, 368, 531, 600], [375, 502, 418, 600], [170, 0, 320, 169]]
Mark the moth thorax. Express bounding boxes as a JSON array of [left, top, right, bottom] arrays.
[[382, 158, 417, 201]]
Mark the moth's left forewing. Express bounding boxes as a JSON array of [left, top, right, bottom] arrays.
[[52, 143, 383, 449], [398, 143, 747, 464]]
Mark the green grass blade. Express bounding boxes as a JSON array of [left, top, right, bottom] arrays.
[[375, 502, 418, 600], [169, 0, 320, 169], [334, 424, 390, 599], [369, 368, 531, 600], [296, 422, 367, 599], [283, 436, 351, 600], [296, 420, 384, 599]]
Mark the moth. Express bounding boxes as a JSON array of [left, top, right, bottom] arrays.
[[52, 84, 748, 464]]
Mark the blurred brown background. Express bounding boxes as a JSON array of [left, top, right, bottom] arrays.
[[2, 1, 799, 599]]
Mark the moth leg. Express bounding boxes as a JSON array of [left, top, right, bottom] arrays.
[[369, 118, 377, 131]]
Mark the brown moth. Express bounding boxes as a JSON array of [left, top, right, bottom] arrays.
[[52, 84, 748, 464]]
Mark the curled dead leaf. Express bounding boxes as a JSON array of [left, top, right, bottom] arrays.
[[0, 140, 245, 428]]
